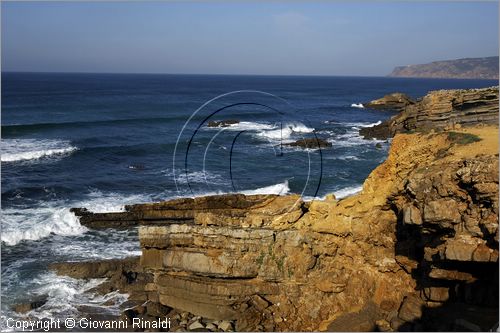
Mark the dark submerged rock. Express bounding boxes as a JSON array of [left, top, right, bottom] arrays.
[[359, 122, 391, 140], [285, 138, 332, 149], [207, 120, 239, 127]]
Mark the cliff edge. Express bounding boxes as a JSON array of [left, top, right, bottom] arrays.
[[361, 86, 499, 140], [48, 123, 498, 331]]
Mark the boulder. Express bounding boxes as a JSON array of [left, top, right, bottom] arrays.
[[364, 93, 415, 111]]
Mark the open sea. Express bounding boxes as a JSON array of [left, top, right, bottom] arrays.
[[1, 72, 497, 324]]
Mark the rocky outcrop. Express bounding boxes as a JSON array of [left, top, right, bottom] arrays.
[[284, 138, 332, 149], [54, 125, 498, 331], [390, 87, 499, 134], [71, 194, 304, 229], [388, 56, 499, 79], [207, 120, 239, 127], [386, 132, 499, 330], [49, 257, 237, 332], [364, 93, 415, 112], [361, 87, 499, 140], [127, 193, 414, 331]]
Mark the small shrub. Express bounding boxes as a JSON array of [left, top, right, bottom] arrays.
[[446, 131, 482, 145]]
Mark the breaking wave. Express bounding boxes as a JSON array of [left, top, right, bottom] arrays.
[[351, 103, 364, 108], [0, 191, 152, 246], [0, 273, 128, 331], [1, 139, 77, 162], [208, 121, 315, 142], [240, 180, 290, 195], [335, 185, 363, 199]]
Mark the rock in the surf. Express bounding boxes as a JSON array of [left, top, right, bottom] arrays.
[[207, 120, 239, 127], [285, 138, 332, 149]]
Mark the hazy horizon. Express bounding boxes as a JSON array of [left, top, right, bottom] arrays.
[[3, 55, 499, 77], [2, 2, 499, 76]]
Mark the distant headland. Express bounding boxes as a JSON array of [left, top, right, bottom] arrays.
[[389, 56, 499, 79]]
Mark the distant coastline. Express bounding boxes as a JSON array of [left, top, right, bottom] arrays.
[[388, 56, 499, 79]]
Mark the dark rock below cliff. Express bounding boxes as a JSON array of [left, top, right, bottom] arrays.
[[207, 120, 239, 127], [359, 122, 391, 140], [285, 138, 332, 149], [364, 93, 415, 111]]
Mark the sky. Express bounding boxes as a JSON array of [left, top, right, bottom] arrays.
[[1, 2, 498, 76]]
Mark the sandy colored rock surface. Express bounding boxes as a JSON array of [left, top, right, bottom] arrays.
[[55, 117, 498, 330]]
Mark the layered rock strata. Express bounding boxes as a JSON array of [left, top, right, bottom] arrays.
[[55, 124, 499, 331], [360, 87, 499, 140]]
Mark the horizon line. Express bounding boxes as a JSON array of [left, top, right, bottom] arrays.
[[2, 70, 498, 81], [2, 70, 384, 78]]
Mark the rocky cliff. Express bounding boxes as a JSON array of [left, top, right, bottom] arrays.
[[58, 123, 499, 331], [361, 86, 499, 140], [389, 57, 499, 79]]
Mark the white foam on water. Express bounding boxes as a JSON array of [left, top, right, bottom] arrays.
[[257, 122, 314, 141], [351, 103, 365, 108], [1, 139, 77, 162], [206, 120, 315, 143], [335, 185, 363, 199], [1, 206, 88, 246], [360, 120, 382, 127], [0, 191, 153, 246], [162, 169, 228, 187], [1, 272, 128, 328], [84, 190, 153, 212], [52, 229, 142, 260], [328, 127, 385, 148], [224, 121, 275, 132], [302, 184, 363, 202], [176, 171, 227, 186], [168, 180, 292, 199], [326, 120, 381, 127], [240, 180, 290, 196], [302, 194, 326, 202], [341, 155, 361, 160]]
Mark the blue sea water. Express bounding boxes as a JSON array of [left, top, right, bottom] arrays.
[[1, 72, 497, 321]]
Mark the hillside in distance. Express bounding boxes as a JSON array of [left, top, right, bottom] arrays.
[[389, 56, 499, 79]]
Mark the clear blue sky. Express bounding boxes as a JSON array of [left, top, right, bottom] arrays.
[[2, 1, 498, 76]]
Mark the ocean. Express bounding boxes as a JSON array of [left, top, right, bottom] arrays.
[[1, 72, 497, 323]]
